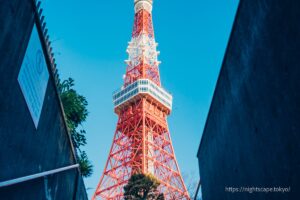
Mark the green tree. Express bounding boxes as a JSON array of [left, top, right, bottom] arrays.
[[124, 173, 165, 200], [58, 78, 93, 177]]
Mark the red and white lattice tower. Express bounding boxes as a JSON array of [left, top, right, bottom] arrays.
[[93, 0, 190, 199]]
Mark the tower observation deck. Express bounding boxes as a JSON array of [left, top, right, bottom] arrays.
[[93, 1, 190, 199]]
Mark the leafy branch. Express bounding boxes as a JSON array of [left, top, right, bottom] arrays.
[[58, 78, 93, 177], [124, 173, 165, 200]]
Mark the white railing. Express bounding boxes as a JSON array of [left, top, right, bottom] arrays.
[[0, 164, 79, 188]]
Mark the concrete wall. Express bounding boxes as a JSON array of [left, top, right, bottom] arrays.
[[0, 0, 87, 199], [198, 0, 300, 199]]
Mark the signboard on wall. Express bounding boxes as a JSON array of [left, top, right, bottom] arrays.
[[18, 24, 49, 128]]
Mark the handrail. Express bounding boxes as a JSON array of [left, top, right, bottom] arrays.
[[0, 164, 79, 188]]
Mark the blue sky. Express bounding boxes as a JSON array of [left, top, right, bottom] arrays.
[[43, 0, 238, 198]]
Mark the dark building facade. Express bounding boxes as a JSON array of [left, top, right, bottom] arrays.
[[198, 0, 300, 200], [0, 0, 87, 199]]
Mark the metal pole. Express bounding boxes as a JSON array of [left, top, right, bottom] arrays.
[[194, 179, 201, 200], [0, 164, 79, 188]]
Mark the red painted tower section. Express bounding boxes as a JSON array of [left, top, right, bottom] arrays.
[[93, 1, 190, 199]]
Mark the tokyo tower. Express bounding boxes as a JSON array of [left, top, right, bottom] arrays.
[[93, 0, 190, 199]]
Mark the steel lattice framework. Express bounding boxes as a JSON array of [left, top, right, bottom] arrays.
[[93, 1, 190, 199]]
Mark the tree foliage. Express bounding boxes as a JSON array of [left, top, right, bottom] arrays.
[[78, 150, 93, 177], [58, 78, 93, 177], [124, 173, 165, 200]]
